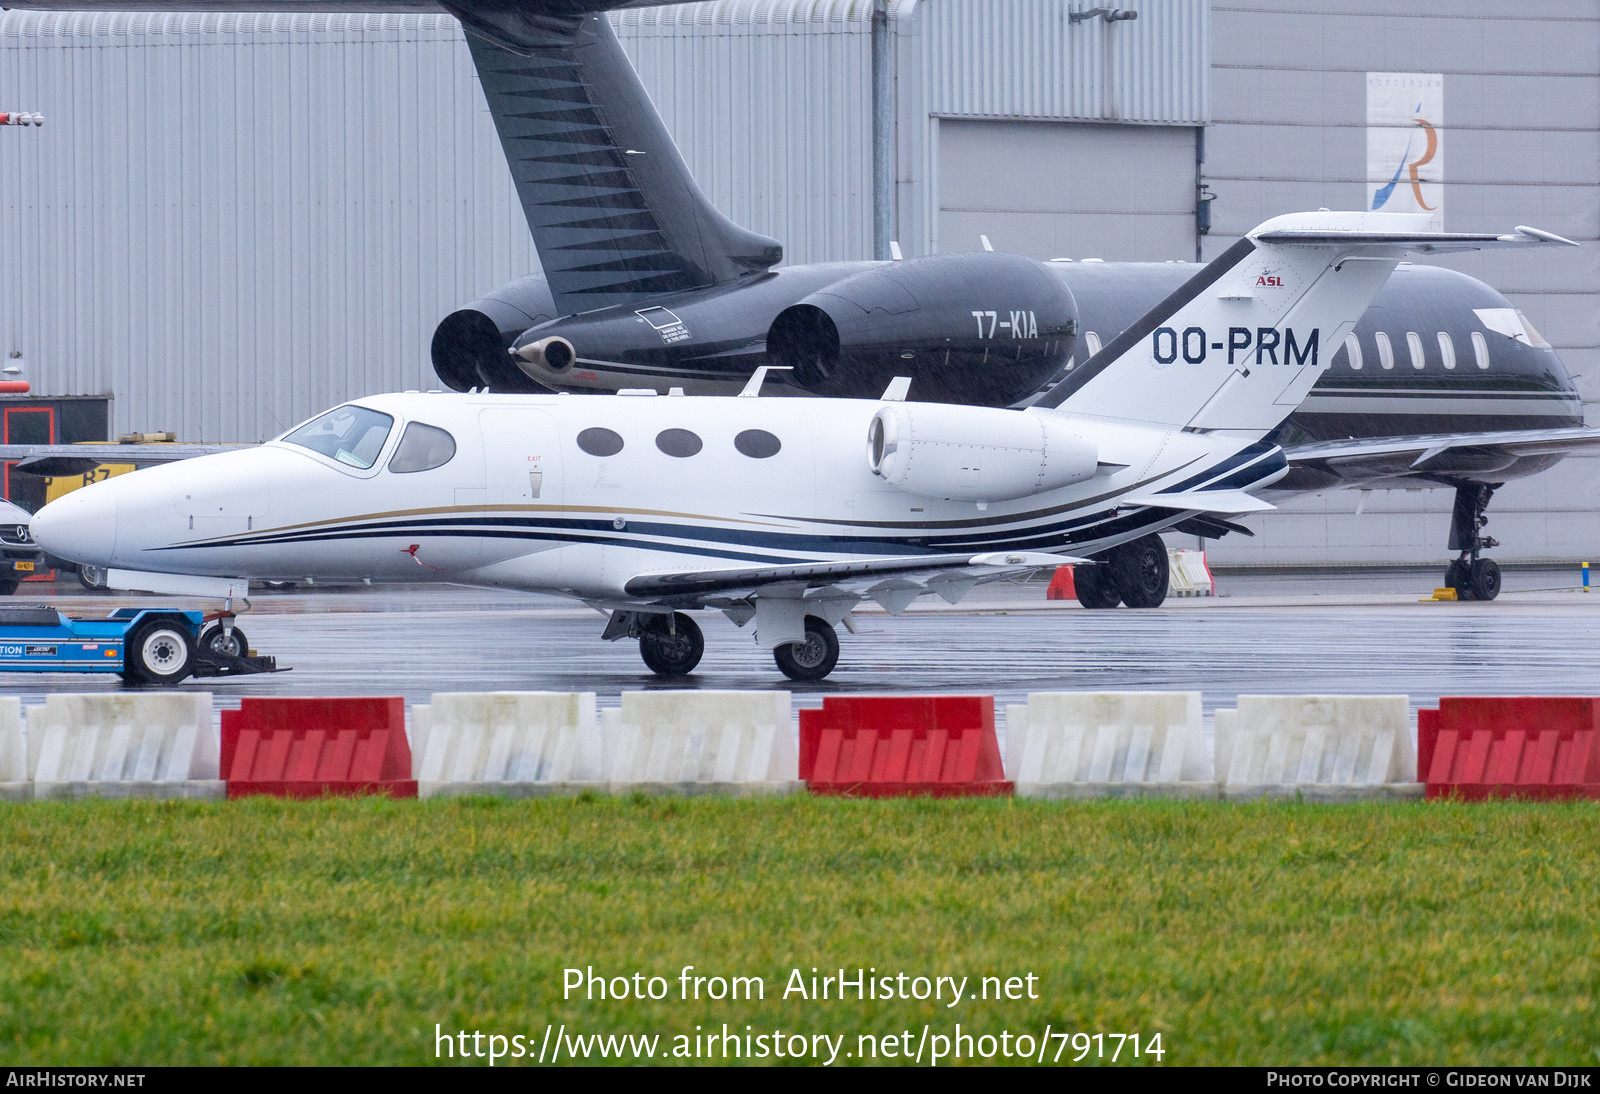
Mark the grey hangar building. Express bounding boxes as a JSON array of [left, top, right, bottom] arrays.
[[0, 0, 1594, 568]]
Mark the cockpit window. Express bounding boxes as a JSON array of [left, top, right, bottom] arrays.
[[282, 405, 394, 469], [1473, 307, 1552, 349], [388, 422, 457, 474]]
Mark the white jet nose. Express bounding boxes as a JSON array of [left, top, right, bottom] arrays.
[[31, 482, 118, 566]]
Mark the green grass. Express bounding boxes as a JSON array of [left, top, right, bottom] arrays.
[[0, 795, 1597, 1066]]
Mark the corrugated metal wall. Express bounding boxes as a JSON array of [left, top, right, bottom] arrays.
[[0, 3, 1210, 443], [1200, 0, 1600, 566], [0, 11, 533, 442], [910, 0, 1208, 267], [920, 0, 1209, 124]]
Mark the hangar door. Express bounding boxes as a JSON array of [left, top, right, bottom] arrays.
[[937, 120, 1197, 263]]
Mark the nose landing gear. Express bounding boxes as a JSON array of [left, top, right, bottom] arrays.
[[1444, 482, 1502, 601], [637, 612, 705, 677]]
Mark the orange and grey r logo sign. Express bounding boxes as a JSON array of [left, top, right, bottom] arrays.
[[1372, 117, 1439, 212]]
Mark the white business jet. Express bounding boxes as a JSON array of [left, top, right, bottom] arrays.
[[32, 213, 1571, 681]]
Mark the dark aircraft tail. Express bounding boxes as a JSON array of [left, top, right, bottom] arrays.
[[444, 3, 784, 317]]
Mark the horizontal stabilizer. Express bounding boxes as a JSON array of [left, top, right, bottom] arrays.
[[1125, 489, 1276, 515], [1253, 225, 1578, 252]]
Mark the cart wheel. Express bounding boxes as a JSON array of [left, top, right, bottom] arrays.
[[126, 619, 196, 685], [0, 578, 17, 597], [199, 622, 248, 659]]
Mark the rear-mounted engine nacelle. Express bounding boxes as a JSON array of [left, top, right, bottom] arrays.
[[768, 251, 1078, 406], [431, 274, 557, 393], [513, 336, 576, 373], [867, 404, 1099, 502]]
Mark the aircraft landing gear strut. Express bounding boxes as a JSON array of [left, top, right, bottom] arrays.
[[1444, 482, 1502, 601]]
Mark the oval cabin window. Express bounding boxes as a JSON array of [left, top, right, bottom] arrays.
[[734, 429, 782, 459], [577, 428, 625, 457], [1406, 331, 1425, 370], [1472, 331, 1491, 370], [655, 428, 703, 458]]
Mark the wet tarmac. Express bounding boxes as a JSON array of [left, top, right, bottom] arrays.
[[2, 566, 1596, 725]]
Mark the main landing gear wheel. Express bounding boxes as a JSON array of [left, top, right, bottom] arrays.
[[199, 622, 249, 659], [1469, 558, 1501, 602], [1109, 534, 1170, 609], [1074, 564, 1122, 610], [124, 619, 196, 686], [774, 616, 840, 682], [1444, 558, 1470, 597], [638, 612, 704, 677]]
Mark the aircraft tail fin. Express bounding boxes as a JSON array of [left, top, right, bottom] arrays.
[[1034, 212, 1574, 435], [448, 5, 783, 317]]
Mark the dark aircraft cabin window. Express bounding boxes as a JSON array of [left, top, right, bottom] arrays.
[[655, 428, 703, 458], [389, 422, 457, 474], [281, 404, 394, 470], [734, 429, 782, 459], [577, 427, 625, 457]]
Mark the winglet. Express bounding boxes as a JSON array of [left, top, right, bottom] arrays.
[[880, 376, 913, 402], [1511, 226, 1578, 246], [739, 365, 793, 398]]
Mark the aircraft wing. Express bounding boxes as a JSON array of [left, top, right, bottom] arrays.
[[1285, 425, 1600, 485], [623, 551, 1084, 610], [0, 444, 241, 478]]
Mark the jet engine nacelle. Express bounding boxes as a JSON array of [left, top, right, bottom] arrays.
[[431, 273, 558, 393], [768, 251, 1079, 406], [866, 403, 1100, 502], [453, 251, 1077, 405]]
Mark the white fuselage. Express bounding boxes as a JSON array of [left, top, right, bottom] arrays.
[[31, 390, 1277, 604]]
